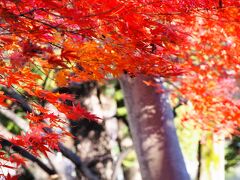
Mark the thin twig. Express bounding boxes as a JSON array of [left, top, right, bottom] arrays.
[[111, 147, 133, 180]]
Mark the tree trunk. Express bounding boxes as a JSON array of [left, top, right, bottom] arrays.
[[199, 134, 225, 180], [119, 75, 190, 180]]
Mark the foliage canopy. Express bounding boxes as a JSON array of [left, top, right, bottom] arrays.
[[0, 0, 239, 177]]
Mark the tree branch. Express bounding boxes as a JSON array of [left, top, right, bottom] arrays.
[[58, 143, 99, 180], [0, 138, 56, 176], [111, 147, 133, 180], [1, 86, 33, 113], [1, 87, 99, 179], [0, 106, 29, 131]]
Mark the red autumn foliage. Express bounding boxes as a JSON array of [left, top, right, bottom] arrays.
[[0, 0, 239, 177]]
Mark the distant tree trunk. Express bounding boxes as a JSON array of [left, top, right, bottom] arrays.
[[197, 141, 202, 180], [119, 75, 190, 180], [199, 134, 225, 180]]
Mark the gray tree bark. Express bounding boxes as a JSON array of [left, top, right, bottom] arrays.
[[119, 75, 190, 180]]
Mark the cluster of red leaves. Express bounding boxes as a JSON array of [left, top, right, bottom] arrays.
[[11, 129, 60, 157], [0, 0, 239, 177], [169, 6, 240, 136]]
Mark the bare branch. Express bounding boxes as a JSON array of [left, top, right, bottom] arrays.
[[58, 143, 99, 180], [0, 106, 29, 131], [111, 147, 133, 180]]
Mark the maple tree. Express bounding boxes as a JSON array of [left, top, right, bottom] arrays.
[[0, 0, 239, 179]]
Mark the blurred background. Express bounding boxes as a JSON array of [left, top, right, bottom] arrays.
[[0, 76, 240, 180]]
